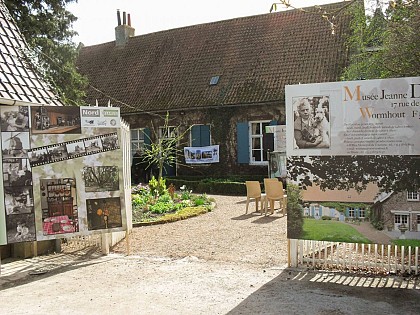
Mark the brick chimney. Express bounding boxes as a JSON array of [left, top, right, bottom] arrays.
[[115, 10, 135, 46]]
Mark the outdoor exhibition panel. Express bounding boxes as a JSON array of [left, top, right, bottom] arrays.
[[285, 77, 420, 244], [0, 105, 127, 245]]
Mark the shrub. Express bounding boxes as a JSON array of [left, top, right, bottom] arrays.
[[286, 184, 304, 239], [149, 176, 167, 197], [321, 216, 332, 220]]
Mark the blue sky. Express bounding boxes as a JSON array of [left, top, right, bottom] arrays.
[[67, 0, 346, 46]]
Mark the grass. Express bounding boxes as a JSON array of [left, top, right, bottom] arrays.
[[391, 239, 420, 248], [302, 218, 371, 243]]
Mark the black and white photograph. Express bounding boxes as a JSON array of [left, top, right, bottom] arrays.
[[28, 147, 51, 166], [66, 140, 86, 158], [2, 159, 32, 186], [6, 213, 36, 243], [83, 166, 119, 192], [4, 185, 34, 215], [84, 137, 103, 154], [1, 131, 30, 158], [0, 105, 30, 132], [101, 133, 119, 150], [47, 144, 69, 162], [30, 105, 81, 134], [293, 96, 330, 149], [87, 197, 122, 231]]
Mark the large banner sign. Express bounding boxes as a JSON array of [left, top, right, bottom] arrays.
[[0, 105, 126, 245], [184, 145, 219, 164], [286, 77, 420, 156], [285, 77, 420, 244]]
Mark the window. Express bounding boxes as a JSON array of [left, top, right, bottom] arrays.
[[395, 214, 408, 225], [348, 207, 355, 218], [190, 125, 210, 147], [249, 121, 270, 164], [158, 126, 176, 139], [407, 191, 419, 201], [359, 207, 366, 218], [131, 128, 145, 156]]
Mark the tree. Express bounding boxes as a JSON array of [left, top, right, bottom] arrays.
[[142, 112, 192, 180], [4, 0, 88, 106], [342, 0, 420, 79], [288, 155, 420, 193]]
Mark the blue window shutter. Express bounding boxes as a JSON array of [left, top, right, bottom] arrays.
[[191, 125, 210, 147], [345, 208, 349, 217], [144, 128, 151, 149], [237, 122, 249, 164], [201, 125, 210, 146], [191, 125, 201, 147]]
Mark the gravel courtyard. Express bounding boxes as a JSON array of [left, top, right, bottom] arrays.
[[1, 195, 420, 315]]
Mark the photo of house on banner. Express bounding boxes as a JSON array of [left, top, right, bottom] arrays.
[[30, 106, 81, 134], [184, 145, 219, 164], [285, 77, 420, 245], [286, 155, 420, 244]]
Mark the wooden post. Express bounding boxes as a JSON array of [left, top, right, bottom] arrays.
[[289, 239, 298, 267]]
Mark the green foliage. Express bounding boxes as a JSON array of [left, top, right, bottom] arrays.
[[342, 0, 420, 80], [131, 183, 213, 223], [392, 239, 420, 248], [286, 184, 304, 239], [142, 112, 191, 179], [4, 0, 88, 106], [167, 178, 247, 196], [371, 218, 384, 231], [302, 218, 371, 243], [288, 155, 420, 193], [148, 176, 167, 197], [321, 216, 332, 220]]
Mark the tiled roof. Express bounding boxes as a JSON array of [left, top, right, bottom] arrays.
[[0, 2, 62, 106], [78, 2, 353, 114], [301, 183, 380, 204]]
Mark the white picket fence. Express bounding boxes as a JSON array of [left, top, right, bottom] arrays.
[[290, 239, 420, 275]]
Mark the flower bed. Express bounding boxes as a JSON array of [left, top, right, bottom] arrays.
[[131, 179, 214, 224]]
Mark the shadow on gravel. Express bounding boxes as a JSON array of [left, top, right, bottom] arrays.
[[0, 247, 114, 291], [227, 268, 420, 315], [231, 213, 263, 220]]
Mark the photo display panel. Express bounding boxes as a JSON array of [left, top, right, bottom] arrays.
[[0, 105, 126, 244], [285, 77, 420, 244]]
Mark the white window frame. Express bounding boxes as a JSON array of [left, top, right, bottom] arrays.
[[131, 128, 145, 157], [407, 191, 419, 201], [359, 207, 366, 218], [348, 208, 355, 218], [159, 126, 177, 139], [249, 120, 270, 165]]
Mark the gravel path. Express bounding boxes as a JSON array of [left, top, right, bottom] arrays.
[[113, 195, 289, 268]]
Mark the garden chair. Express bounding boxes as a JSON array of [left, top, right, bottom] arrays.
[[245, 181, 265, 214], [263, 178, 286, 216]]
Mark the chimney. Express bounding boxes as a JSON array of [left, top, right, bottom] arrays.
[[115, 9, 135, 46]]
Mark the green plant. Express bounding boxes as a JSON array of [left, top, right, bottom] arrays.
[[149, 176, 167, 197], [286, 184, 304, 239], [321, 216, 332, 220]]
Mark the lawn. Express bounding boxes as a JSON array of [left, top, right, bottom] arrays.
[[392, 239, 420, 248], [302, 218, 371, 243]]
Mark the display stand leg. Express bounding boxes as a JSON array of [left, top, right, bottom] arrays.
[[126, 230, 130, 256], [33, 241, 38, 257], [101, 233, 109, 255]]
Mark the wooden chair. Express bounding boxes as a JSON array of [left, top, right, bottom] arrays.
[[264, 178, 286, 215], [245, 181, 265, 214]]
